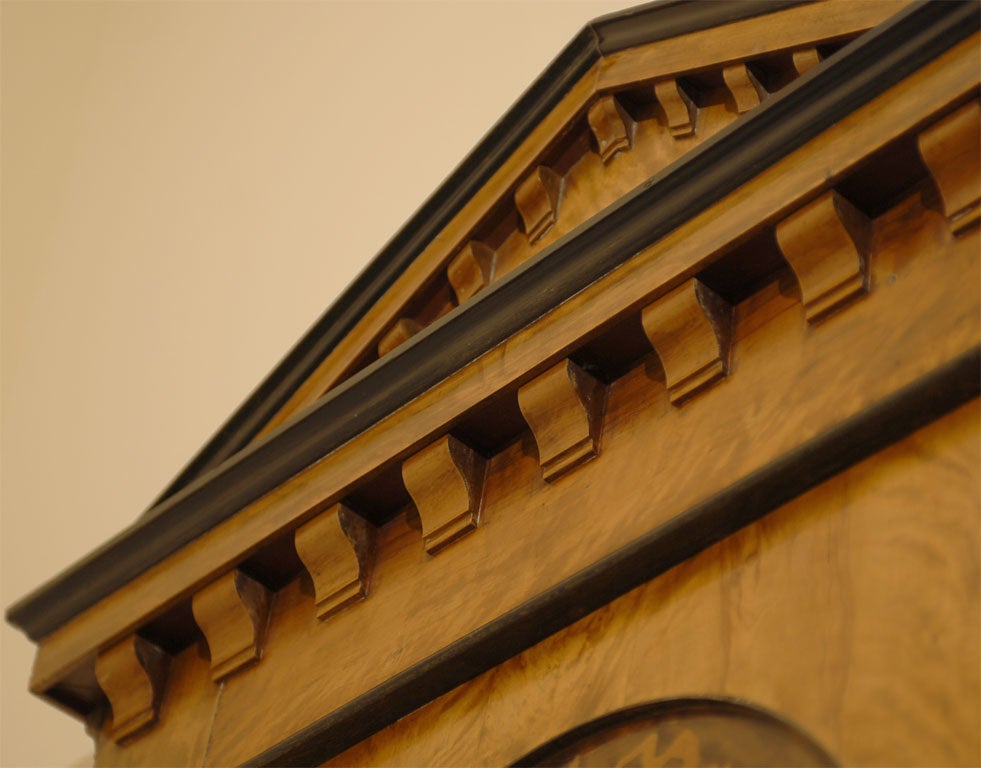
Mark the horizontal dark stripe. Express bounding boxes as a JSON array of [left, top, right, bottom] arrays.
[[8, 0, 976, 641], [152, 0, 812, 504], [250, 348, 980, 767]]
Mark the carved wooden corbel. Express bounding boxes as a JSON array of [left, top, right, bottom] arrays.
[[94, 634, 169, 742], [587, 95, 635, 163], [191, 570, 270, 682], [641, 279, 731, 405], [377, 318, 423, 358], [792, 47, 822, 76], [403, 435, 486, 554], [775, 190, 871, 323], [516, 166, 564, 244], [447, 241, 496, 304], [917, 100, 981, 235], [723, 63, 767, 113], [295, 503, 375, 620], [653, 78, 698, 137], [517, 359, 605, 482]]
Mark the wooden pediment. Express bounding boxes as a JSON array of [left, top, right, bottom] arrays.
[[6, 1, 980, 766]]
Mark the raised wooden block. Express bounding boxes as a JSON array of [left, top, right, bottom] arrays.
[[792, 47, 822, 76], [641, 278, 731, 405], [191, 570, 270, 682], [94, 635, 169, 742], [517, 359, 605, 482], [447, 241, 496, 304], [295, 503, 375, 620], [587, 95, 635, 163], [775, 190, 871, 323], [403, 435, 486, 554], [723, 63, 767, 113], [377, 318, 423, 358], [516, 166, 563, 244], [917, 100, 981, 234], [653, 78, 697, 137]]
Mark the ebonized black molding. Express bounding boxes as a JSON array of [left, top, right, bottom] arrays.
[[151, 0, 812, 506], [7, 0, 978, 641], [250, 348, 981, 767]]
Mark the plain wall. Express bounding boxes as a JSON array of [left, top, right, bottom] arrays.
[[0, 1, 641, 765]]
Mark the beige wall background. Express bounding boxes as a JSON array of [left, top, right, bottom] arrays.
[[0, 1, 640, 765]]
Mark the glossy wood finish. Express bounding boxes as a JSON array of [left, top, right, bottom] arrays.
[[447, 241, 495, 305], [206, 195, 977, 764], [328, 401, 980, 767], [191, 570, 269, 681], [775, 190, 870, 323], [723, 63, 768, 114], [294, 503, 375, 620], [28, 37, 980, 708], [94, 635, 168, 742], [653, 78, 698, 138]]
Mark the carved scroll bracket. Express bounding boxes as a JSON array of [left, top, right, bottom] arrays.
[[517, 359, 605, 482], [641, 278, 731, 405], [94, 635, 169, 742], [403, 435, 486, 554], [723, 63, 768, 114], [516, 166, 564, 244], [448, 241, 496, 304], [775, 190, 871, 323], [295, 503, 376, 620], [653, 78, 698, 138], [588, 95, 635, 163], [191, 570, 270, 682], [917, 99, 981, 235]]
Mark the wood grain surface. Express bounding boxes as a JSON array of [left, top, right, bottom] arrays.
[[328, 400, 980, 767]]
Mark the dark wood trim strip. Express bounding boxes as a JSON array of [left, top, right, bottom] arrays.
[[7, 0, 976, 641], [250, 349, 981, 767], [151, 0, 812, 505]]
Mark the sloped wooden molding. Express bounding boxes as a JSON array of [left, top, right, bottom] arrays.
[[518, 359, 606, 482], [653, 78, 698, 137], [587, 95, 635, 162], [295, 503, 376, 620], [641, 279, 731, 405], [94, 635, 169, 742], [917, 99, 981, 235], [191, 570, 270, 682], [775, 190, 871, 323], [516, 166, 564, 244], [403, 435, 486, 554]]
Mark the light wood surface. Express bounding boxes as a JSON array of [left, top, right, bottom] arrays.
[[327, 400, 980, 767], [31, 39, 979, 706]]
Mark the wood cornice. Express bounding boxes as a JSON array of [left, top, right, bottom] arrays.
[[147, 0, 836, 503], [6, 0, 977, 651]]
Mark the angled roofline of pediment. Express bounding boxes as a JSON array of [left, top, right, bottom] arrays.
[[150, 0, 812, 507], [7, 0, 976, 644]]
